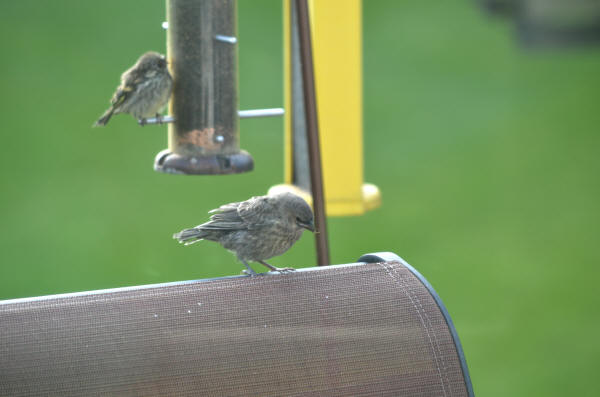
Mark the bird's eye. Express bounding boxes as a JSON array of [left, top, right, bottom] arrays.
[[296, 217, 302, 223]]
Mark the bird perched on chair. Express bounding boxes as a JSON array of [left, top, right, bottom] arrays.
[[173, 192, 315, 275], [94, 51, 173, 127]]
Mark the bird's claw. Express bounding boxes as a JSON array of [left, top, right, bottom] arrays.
[[271, 267, 295, 273], [257, 260, 295, 274], [241, 267, 295, 276], [241, 269, 258, 277]]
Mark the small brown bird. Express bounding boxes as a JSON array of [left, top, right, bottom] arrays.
[[173, 192, 315, 275], [94, 51, 173, 127]]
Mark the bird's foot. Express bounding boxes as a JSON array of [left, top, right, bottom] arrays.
[[270, 266, 296, 273], [155, 113, 163, 124], [241, 261, 259, 276], [258, 261, 295, 273]]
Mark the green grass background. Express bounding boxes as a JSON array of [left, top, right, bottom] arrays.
[[1, 1, 599, 395]]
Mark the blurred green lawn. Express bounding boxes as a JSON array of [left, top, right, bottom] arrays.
[[1, 1, 599, 396]]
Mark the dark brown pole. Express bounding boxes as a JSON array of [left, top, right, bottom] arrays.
[[295, 0, 330, 266]]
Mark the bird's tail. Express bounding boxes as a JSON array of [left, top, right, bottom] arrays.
[[94, 107, 114, 127], [173, 228, 206, 245]]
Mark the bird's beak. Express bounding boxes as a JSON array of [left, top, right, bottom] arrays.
[[299, 220, 315, 232]]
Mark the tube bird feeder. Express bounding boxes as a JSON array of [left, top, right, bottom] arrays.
[[154, 0, 254, 175]]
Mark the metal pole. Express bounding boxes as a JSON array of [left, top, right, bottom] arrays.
[[143, 108, 285, 124], [290, 0, 311, 193], [294, 0, 330, 266], [155, 0, 254, 175]]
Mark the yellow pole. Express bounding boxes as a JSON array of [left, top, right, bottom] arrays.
[[273, 0, 380, 216]]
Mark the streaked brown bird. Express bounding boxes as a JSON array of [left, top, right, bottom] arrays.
[[94, 51, 173, 127], [173, 192, 315, 275]]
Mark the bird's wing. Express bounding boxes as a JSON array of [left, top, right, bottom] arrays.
[[198, 202, 247, 231], [110, 86, 132, 108], [200, 196, 271, 231], [110, 67, 145, 107], [236, 196, 273, 229]]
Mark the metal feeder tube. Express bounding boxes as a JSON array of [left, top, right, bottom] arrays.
[[155, 0, 253, 175]]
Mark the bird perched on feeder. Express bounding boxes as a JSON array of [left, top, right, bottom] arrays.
[[173, 192, 315, 275], [94, 51, 173, 127]]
